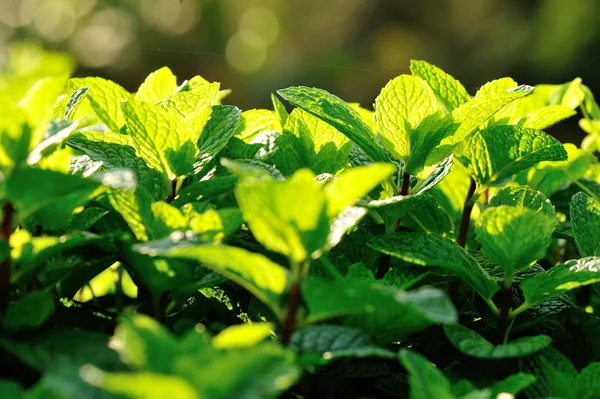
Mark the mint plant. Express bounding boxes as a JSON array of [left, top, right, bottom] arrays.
[[3, 45, 600, 398]]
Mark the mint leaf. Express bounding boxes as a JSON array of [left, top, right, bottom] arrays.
[[148, 244, 288, 316], [274, 108, 353, 176], [136, 67, 178, 104], [455, 125, 567, 189], [474, 206, 556, 277], [444, 324, 551, 358], [516, 143, 596, 197], [368, 232, 499, 301], [6, 167, 99, 229], [363, 195, 436, 229], [235, 169, 329, 262], [106, 187, 160, 241], [290, 325, 394, 366], [235, 109, 281, 142], [277, 87, 389, 162], [490, 373, 537, 397], [161, 82, 220, 117], [0, 97, 30, 167], [63, 86, 89, 120], [122, 98, 195, 178], [172, 175, 238, 206], [304, 276, 456, 343], [194, 105, 242, 173], [520, 257, 600, 309], [2, 291, 54, 331], [410, 85, 534, 173], [399, 350, 455, 399], [410, 60, 470, 111], [68, 132, 169, 200], [324, 163, 396, 217], [212, 323, 273, 349], [374, 75, 443, 161], [520, 105, 577, 130], [490, 186, 556, 218], [271, 93, 289, 126], [69, 77, 132, 132], [570, 192, 600, 257]]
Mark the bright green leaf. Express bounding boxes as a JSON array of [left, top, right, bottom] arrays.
[[368, 232, 499, 301], [277, 86, 389, 162], [474, 206, 556, 277], [570, 192, 600, 257], [455, 125, 567, 188], [136, 67, 178, 104], [399, 349, 455, 399], [490, 186, 556, 218], [410, 60, 470, 111]]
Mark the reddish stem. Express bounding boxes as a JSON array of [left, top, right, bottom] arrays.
[[457, 178, 477, 248], [0, 201, 14, 314], [281, 282, 300, 346]]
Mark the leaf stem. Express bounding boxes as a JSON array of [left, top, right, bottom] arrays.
[[0, 201, 14, 315], [376, 171, 410, 279], [281, 259, 308, 346], [457, 178, 477, 248], [166, 178, 178, 203], [498, 277, 513, 343]]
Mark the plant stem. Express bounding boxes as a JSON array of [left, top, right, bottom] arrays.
[[376, 171, 410, 279], [166, 179, 178, 203], [498, 278, 513, 343], [281, 259, 307, 346], [457, 178, 477, 248], [0, 201, 14, 315]]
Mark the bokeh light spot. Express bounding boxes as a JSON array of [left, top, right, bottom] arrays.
[[226, 32, 267, 73], [239, 7, 280, 46]]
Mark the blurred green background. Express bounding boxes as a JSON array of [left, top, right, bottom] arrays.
[[1, 0, 599, 141]]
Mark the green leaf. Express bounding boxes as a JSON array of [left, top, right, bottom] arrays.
[[0, 380, 23, 399], [19, 75, 68, 140], [2, 291, 54, 331], [0, 97, 30, 167], [0, 329, 120, 372], [455, 125, 567, 188], [520, 257, 600, 309], [122, 98, 194, 179], [68, 132, 169, 200], [161, 82, 220, 117], [273, 108, 353, 176], [290, 325, 394, 366], [176, 342, 300, 399], [490, 186, 556, 218], [142, 244, 288, 316], [277, 86, 389, 162], [271, 93, 289, 126], [111, 314, 178, 372], [304, 276, 456, 343], [414, 85, 534, 172], [188, 208, 243, 242], [410, 60, 471, 111], [82, 369, 199, 399], [368, 232, 499, 301], [364, 194, 436, 230], [212, 323, 273, 349], [136, 67, 178, 103], [194, 105, 241, 173], [69, 77, 132, 132], [490, 373, 536, 397], [520, 105, 577, 130], [570, 192, 600, 257], [324, 163, 396, 217], [172, 175, 238, 206], [516, 143, 596, 197], [575, 363, 600, 399], [399, 349, 455, 399], [6, 167, 99, 229], [474, 206, 556, 277], [374, 75, 444, 161], [235, 109, 281, 142], [106, 187, 158, 241], [235, 169, 329, 262], [444, 324, 551, 358], [63, 86, 89, 120]]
